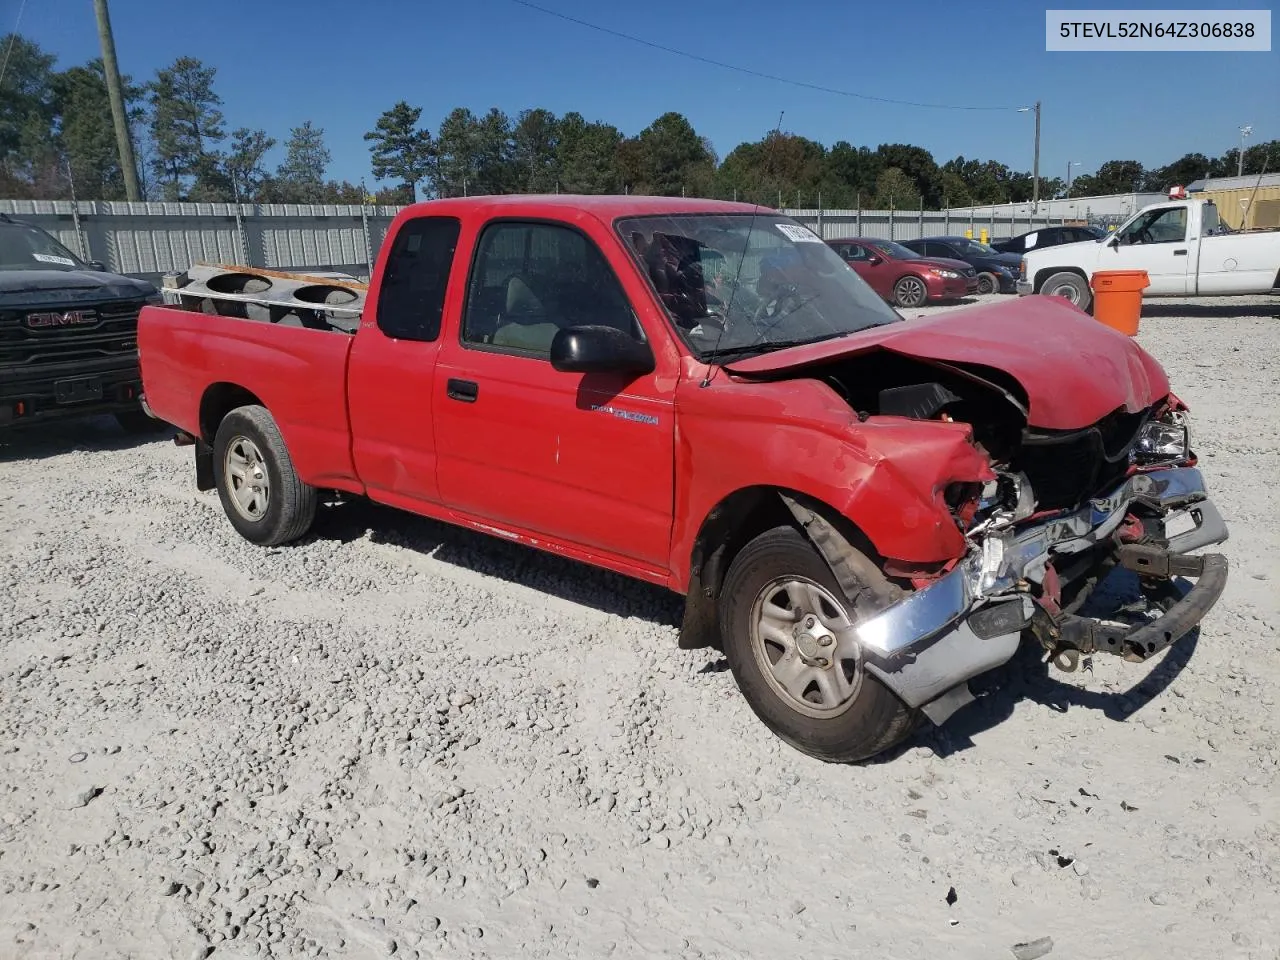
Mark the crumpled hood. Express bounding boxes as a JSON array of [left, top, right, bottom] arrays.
[[722, 295, 1170, 430], [0, 269, 156, 308]]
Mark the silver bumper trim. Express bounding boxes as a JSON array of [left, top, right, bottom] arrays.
[[845, 465, 1221, 721], [1015, 279, 1034, 295]]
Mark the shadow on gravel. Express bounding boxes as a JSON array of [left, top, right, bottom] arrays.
[[1141, 302, 1280, 320], [0, 414, 175, 462], [920, 569, 1201, 758], [311, 497, 686, 627]]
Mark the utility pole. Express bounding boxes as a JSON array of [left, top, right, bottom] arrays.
[[1238, 124, 1253, 177], [1032, 101, 1041, 208], [92, 0, 141, 201], [1019, 101, 1041, 209]]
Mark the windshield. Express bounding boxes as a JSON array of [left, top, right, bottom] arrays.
[[949, 238, 1000, 257], [867, 239, 920, 260], [618, 214, 900, 360], [0, 223, 86, 272]]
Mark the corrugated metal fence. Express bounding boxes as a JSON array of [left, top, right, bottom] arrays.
[[781, 207, 1066, 242], [2, 198, 1068, 281], [0, 199, 406, 282]]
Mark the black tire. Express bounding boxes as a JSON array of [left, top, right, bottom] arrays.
[[892, 274, 928, 309], [718, 525, 917, 763], [212, 404, 317, 546], [1040, 270, 1092, 311], [976, 271, 999, 295], [114, 407, 169, 435]]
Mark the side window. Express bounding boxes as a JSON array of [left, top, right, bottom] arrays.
[[1119, 207, 1188, 245], [1201, 203, 1221, 235], [845, 243, 871, 262], [925, 241, 950, 258], [375, 217, 461, 342], [462, 221, 641, 358]]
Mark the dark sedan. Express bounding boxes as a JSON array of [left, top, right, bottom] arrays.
[[899, 236, 1023, 294], [990, 224, 1106, 255]]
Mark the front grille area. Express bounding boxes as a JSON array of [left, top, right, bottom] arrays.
[[0, 299, 144, 367], [1016, 405, 1152, 511]]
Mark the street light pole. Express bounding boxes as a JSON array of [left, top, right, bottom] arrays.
[[1019, 101, 1042, 209], [1238, 124, 1253, 177], [1066, 160, 1081, 196]]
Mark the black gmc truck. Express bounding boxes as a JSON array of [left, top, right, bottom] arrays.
[[0, 213, 162, 434]]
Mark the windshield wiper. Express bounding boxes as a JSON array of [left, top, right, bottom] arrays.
[[704, 331, 849, 362]]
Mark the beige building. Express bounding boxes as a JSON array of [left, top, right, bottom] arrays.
[[1188, 173, 1280, 230]]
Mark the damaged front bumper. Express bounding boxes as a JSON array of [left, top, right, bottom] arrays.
[[850, 466, 1229, 724]]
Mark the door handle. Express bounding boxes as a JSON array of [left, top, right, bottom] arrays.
[[1173, 249, 1188, 256], [446, 378, 478, 402]]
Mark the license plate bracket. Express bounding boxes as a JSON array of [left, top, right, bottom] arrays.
[[54, 376, 103, 404]]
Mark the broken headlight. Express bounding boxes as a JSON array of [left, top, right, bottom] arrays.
[[1132, 412, 1189, 465], [954, 470, 1037, 535]]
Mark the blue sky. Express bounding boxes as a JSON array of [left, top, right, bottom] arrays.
[[18, 0, 1279, 190]]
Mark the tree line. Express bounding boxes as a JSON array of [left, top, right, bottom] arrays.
[[2, 33, 1275, 208]]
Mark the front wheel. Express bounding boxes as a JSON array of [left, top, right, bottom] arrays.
[[892, 274, 928, 309], [1040, 271, 1092, 311], [976, 271, 999, 295], [718, 525, 917, 763], [212, 404, 317, 546]]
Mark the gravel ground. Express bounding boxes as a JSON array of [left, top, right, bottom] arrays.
[[2, 294, 1279, 960]]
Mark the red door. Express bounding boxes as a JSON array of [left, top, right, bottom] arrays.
[[432, 217, 677, 572], [839, 240, 893, 299], [347, 215, 463, 505]]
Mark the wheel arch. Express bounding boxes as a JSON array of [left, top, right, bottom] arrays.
[[678, 485, 893, 650], [200, 382, 265, 442], [194, 383, 265, 491]]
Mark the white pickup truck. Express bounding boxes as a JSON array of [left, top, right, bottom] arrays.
[[1016, 196, 1280, 311]]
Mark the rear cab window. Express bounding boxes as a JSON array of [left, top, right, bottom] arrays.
[[375, 217, 462, 342]]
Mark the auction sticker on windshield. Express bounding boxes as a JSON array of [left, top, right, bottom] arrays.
[[33, 253, 77, 266], [775, 223, 822, 243]]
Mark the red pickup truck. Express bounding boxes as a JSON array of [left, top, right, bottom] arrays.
[[138, 195, 1229, 764]]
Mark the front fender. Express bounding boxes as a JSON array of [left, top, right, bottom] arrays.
[[670, 374, 993, 590]]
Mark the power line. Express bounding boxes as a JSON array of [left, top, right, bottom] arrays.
[[0, 0, 32, 93], [507, 0, 1018, 112]]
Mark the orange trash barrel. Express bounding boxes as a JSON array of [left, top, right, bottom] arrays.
[[1090, 270, 1149, 336]]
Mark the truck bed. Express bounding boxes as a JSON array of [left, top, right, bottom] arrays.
[[138, 303, 360, 489]]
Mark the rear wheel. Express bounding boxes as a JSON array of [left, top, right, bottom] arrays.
[[718, 525, 917, 763], [212, 404, 317, 546], [892, 274, 928, 308], [1041, 270, 1092, 311]]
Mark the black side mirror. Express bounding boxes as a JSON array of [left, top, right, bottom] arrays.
[[865, 254, 881, 264], [87, 259, 107, 271], [550, 325, 655, 376]]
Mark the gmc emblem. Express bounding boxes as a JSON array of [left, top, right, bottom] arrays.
[[25, 310, 97, 329]]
